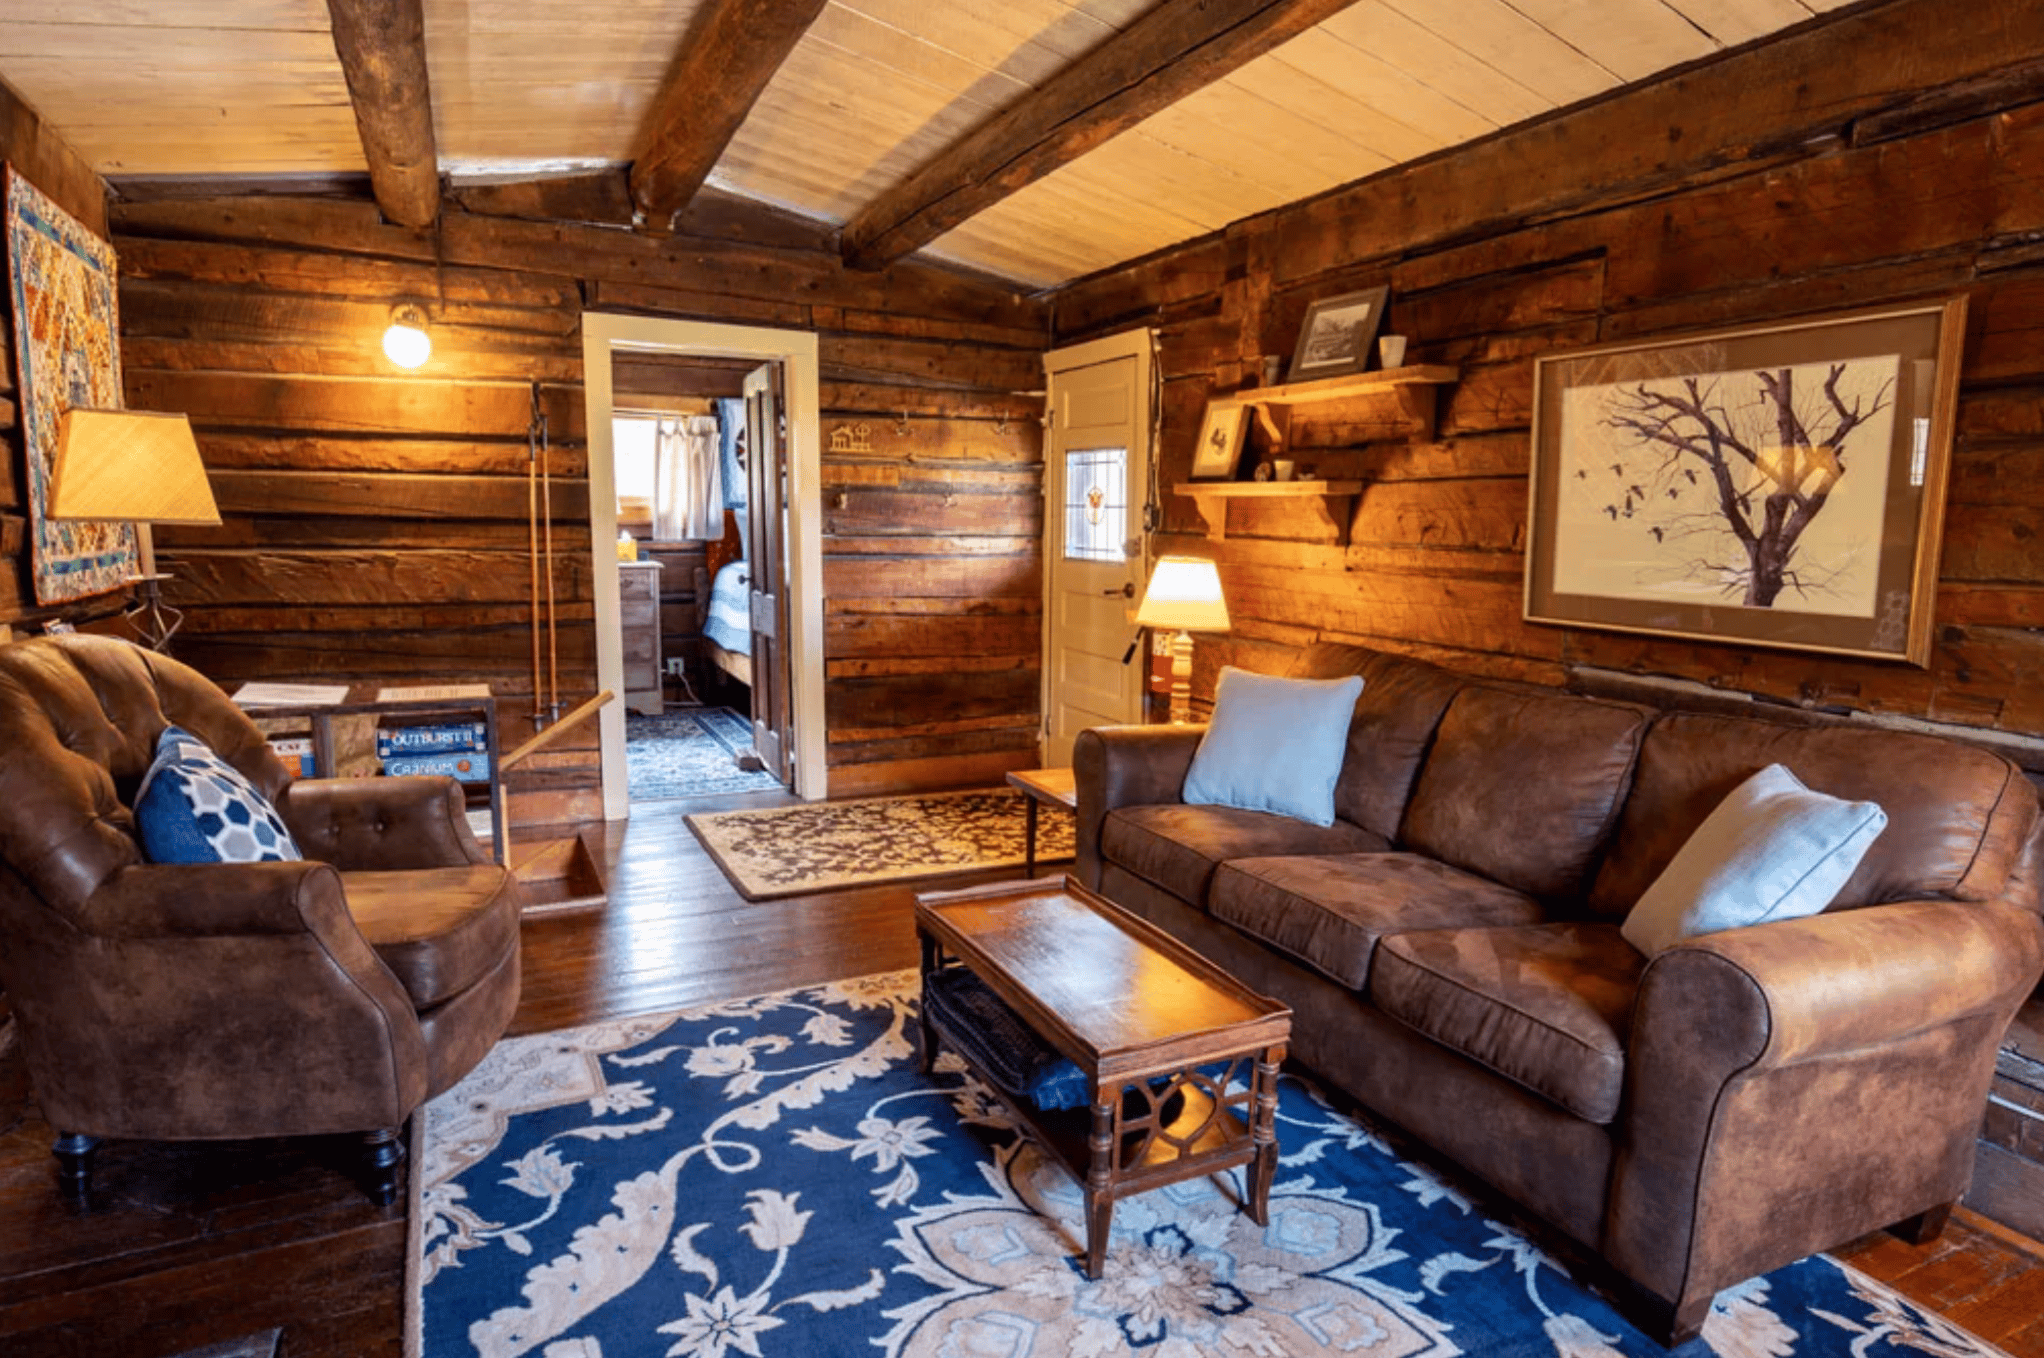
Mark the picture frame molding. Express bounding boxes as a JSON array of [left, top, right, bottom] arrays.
[[1190, 398, 1250, 481], [1522, 296, 1968, 668], [1287, 285, 1391, 383]]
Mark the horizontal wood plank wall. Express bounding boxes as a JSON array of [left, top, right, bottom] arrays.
[[0, 78, 111, 631], [111, 191, 1046, 821], [1050, 19, 2044, 746]]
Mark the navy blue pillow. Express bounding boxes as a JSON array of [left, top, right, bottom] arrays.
[[135, 726, 302, 864]]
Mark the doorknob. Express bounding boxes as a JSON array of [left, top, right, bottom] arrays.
[[1103, 582, 1134, 598]]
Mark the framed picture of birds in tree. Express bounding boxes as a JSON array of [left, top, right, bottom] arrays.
[[1523, 298, 1966, 666]]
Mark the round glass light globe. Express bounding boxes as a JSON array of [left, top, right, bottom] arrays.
[[383, 322, 431, 369]]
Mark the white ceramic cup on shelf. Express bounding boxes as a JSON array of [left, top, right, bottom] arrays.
[[1273, 459, 1296, 482], [1378, 334, 1409, 368]]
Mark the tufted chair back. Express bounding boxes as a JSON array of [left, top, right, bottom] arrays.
[[0, 634, 290, 916]]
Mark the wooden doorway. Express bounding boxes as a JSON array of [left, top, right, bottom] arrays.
[[1040, 330, 1155, 767], [582, 314, 826, 819]]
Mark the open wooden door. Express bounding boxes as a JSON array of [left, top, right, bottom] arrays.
[[744, 362, 794, 784]]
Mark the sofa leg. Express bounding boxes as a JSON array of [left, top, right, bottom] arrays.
[[356, 1126, 406, 1206], [1889, 1201, 1955, 1246], [1620, 1287, 1713, 1349], [51, 1131, 99, 1192]]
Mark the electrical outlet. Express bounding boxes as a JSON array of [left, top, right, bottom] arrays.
[[665, 657, 687, 678]]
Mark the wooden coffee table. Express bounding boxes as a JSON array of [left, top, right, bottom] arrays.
[[914, 875, 1292, 1277]]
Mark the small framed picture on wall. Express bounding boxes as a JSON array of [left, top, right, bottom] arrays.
[[1288, 285, 1391, 382], [1191, 400, 1250, 480]]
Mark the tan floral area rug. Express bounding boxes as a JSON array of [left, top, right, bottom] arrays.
[[685, 789, 1076, 900]]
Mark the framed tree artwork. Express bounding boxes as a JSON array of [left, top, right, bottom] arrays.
[[1524, 298, 1966, 666]]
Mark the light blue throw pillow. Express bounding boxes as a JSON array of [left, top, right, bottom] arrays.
[[136, 726, 303, 865], [1182, 667, 1363, 827], [1621, 763, 1886, 957]]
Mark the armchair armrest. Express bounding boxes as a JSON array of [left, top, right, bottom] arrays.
[[278, 775, 491, 870], [17, 858, 430, 1140], [1607, 900, 2044, 1322], [1073, 724, 1205, 890]]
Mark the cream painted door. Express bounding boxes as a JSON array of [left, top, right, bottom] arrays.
[[1042, 334, 1153, 767]]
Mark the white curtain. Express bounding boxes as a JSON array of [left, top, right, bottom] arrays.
[[652, 414, 723, 542]]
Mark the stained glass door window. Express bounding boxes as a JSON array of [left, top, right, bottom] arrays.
[[1064, 447, 1128, 562]]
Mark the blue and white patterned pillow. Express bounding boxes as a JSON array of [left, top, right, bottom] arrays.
[[135, 726, 302, 864]]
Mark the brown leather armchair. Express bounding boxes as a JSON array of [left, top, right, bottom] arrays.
[[0, 635, 522, 1201]]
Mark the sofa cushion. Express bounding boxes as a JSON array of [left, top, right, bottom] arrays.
[[1183, 667, 1364, 826], [1402, 687, 1649, 902], [135, 726, 303, 865], [1588, 712, 2039, 918], [1101, 804, 1386, 908], [1211, 852, 1544, 990], [1373, 922, 1644, 1124], [1621, 763, 1888, 956], [1289, 643, 1467, 842], [344, 864, 521, 1008]]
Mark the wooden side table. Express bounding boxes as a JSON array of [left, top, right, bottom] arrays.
[[1006, 767, 1076, 878]]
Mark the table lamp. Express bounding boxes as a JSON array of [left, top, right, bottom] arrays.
[[47, 408, 222, 650], [1134, 556, 1230, 725]]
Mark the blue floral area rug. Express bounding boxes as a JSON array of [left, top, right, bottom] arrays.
[[626, 708, 780, 801], [416, 973, 2008, 1358]]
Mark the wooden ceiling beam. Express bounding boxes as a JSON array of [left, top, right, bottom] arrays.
[[842, 0, 1366, 270], [629, 0, 833, 227], [325, 0, 440, 228]]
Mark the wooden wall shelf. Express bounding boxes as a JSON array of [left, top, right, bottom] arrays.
[[1237, 363, 1458, 444], [1174, 480, 1364, 541]]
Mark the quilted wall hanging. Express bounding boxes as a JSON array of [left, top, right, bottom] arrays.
[[5, 164, 137, 604]]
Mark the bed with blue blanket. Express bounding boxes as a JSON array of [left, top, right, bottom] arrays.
[[703, 559, 753, 688]]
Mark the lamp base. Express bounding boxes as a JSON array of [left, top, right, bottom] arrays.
[[1166, 629, 1195, 726], [122, 573, 183, 652]]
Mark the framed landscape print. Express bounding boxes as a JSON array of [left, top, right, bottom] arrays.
[[1190, 399, 1249, 480], [1524, 298, 1967, 666], [1287, 286, 1390, 382]]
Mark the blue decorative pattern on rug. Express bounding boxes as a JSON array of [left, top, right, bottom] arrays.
[[627, 708, 779, 801], [418, 974, 2010, 1358]]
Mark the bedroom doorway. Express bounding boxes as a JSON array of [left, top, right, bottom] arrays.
[[582, 314, 825, 820]]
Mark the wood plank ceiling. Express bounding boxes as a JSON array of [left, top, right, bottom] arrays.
[[0, 0, 1852, 287]]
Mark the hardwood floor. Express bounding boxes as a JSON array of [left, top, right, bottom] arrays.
[[0, 792, 2038, 1356]]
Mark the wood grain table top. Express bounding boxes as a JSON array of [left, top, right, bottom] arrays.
[[1006, 766, 1078, 809], [915, 876, 1290, 1080]]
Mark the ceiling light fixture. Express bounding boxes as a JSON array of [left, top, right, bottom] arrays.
[[383, 303, 432, 369]]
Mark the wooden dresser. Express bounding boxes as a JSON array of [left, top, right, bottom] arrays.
[[619, 559, 665, 715]]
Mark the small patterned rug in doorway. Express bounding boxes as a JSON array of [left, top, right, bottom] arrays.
[[685, 789, 1076, 899], [626, 708, 781, 801]]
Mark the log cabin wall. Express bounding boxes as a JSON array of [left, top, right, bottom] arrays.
[[1049, 1, 2044, 751], [0, 78, 110, 632], [110, 184, 1046, 822]]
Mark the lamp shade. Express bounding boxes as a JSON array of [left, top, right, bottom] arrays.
[[1135, 556, 1230, 633], [49, 409, 221, 526]]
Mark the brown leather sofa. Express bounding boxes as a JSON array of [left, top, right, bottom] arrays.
[[0, 635, 522, 1201], [1076, 641, 2044, 1345]]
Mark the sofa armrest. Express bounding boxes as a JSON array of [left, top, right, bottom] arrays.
[[278, 775, 491, 870], [1073, 724, 1205, 890], [19, 860, 429, 1139], [1607, 900, 2044, 1320]]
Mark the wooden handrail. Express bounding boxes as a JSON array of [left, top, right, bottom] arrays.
[[501, 689, 614, 772]]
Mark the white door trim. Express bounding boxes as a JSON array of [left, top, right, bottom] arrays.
[[582, 312, 826, 819], [1040, 327, 1156, 762]]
